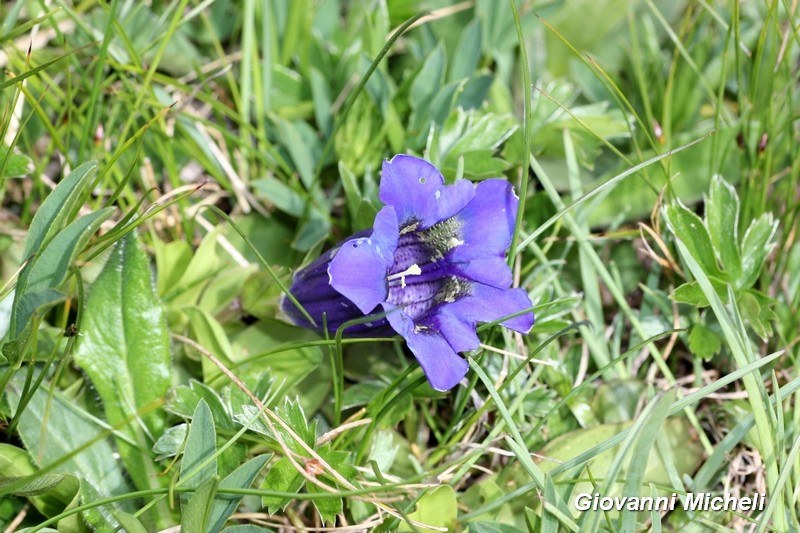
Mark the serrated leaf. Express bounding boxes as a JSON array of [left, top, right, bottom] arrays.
[[72, 232, 171, 492], [441, 150, 511, 180], [153, 424, 188, 459], [276, 400, 315, 452], [670, 279, 729, 307], [208, 455, 270, 532], [738, 290, 774, 340], [0, 146, 32, 178], [706, 176, 742, 282], [740, 213, 778, 288], [180, 400, 218, 504], [307, 481, 342, 524], [261, 457, 304, 512], [445, 113, 518, 156], [688, 323, 722, 360], [665, 201, 723, 280]]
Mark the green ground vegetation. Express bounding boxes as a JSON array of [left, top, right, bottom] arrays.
[[1, 0, 799, 531]]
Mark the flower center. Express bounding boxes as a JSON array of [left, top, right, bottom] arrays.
[[385, 217, 469, 319], [387, 264, 422, 288]]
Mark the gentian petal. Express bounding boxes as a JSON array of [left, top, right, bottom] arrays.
[[329, 206, 399, 314], [380, 155, 475, 229], [383, 304, 469, 391], [449, 179, 518, 261], [435, 284, 534, 351], [449, 256, 513, 289]]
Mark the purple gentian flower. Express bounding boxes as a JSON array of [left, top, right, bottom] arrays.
[[282, 155, 534, 391]]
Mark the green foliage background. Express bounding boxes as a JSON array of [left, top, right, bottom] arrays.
[[1, 0, 799, 531]]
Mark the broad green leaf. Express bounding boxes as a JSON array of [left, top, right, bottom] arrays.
[[0, 472, 68, 496], [706, 176, 742, 282], [441, 150, 511, 180], [182, 477, 218, 533], [455, 74, 493, 110], [23, 161, 97, 260], [537, 418, 702, 515], [688, 323, 722, 360], [449, 20, 482, 82], [180, 400, 218, 501], [12, 207, 114, 337], [3, 375, 132, 503], [197, 265, 253, 316], [208, 455, 270, 532], [11, 289, 65, 352], [166, 381, 235, 432], [163, 224, 232, 306], [410, 42, 446, 113], [80, 482, 122, 531], [398, 485, 458, 532], [309, 67, 333, 135], [444, 113, 518, 157], [251, 177, 306, 218], [739, 213, 778, 289], [367, 430, 399, 473], [272, 118, 317, 188], [113, 510, 150, 533], [665, 201, 723, 279], [185, 306, 236, 385], [0, 146, 32, 178], [292, 208, 331, 252], [738, 291, 774, 340], [670, 279, 729, 307], [73, 232, 171, 491], [152, 238, 192, 297], [153, 424, 188, 460], [0, 443, 79, 518], [307, 481, 342, 524], [261, 457, 304, 512]]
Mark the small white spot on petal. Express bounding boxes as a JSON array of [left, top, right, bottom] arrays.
[[365, 322, 373, 327], [434, 190, 441, 200], [447, 237, 464, 249]]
